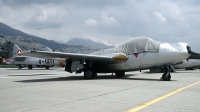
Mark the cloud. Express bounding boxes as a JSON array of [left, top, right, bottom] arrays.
[[100, 12, 119, 26], [154, 12, 167, 23], [85, 19, 98, 26], [0, 0, 200, 52], [25, 4, 68, 29]]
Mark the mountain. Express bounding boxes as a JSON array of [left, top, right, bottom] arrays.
[[0, 22, 99, 57], [0, 22, 111, 49], [66, 38, 110, 49], [0, 35, 46, 57], [0, 22, 68, 50]]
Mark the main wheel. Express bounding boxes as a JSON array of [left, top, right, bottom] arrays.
[[115, 72, 125, 77], [28, 65, 32, 69], [45, 67, 49, 69], [84, 69, 96, 79]]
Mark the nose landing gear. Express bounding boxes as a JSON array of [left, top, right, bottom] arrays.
[[160, 65, 171, 81]]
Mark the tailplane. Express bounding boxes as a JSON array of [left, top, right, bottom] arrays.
[[13, 44, 23, 57]]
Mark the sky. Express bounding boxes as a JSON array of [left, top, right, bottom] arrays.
[[0, 0, 200, 51]]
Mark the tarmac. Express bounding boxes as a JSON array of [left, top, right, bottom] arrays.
[[0, 67, 200, 112]]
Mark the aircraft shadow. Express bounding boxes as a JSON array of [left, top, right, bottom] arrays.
[[9, 74, 56, 77], [15, 74, 175, 83], [143, 71, 200, 74], [5, 69, 54, 70]]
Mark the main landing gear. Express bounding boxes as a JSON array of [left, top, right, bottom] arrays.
[[160, 65, 171, 81], [115, 72, 125, 77], [83, 68, 125, 79], [84, 69, 97, 79], [28, 65, 32, 69]]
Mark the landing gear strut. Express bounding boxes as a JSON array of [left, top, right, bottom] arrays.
[[160, 65, 171, 81]]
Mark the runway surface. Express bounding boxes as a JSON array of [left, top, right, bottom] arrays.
[[0, 68, 200, 112]]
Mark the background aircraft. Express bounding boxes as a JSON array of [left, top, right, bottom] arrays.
[[21, 36, 193, 81], [13, 44, 65, 69], [150, 51, 200, 72], [174, 59, 200, 70], [2, 58, 13, 64]]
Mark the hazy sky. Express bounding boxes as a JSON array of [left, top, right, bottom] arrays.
[[0, 0, 200, 51]]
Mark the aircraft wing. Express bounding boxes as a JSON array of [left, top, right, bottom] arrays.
[[20, 51, 127, 64], [188, 51, 200, 59], [189, 54, 200, 59], [187, 46, 200, 59]]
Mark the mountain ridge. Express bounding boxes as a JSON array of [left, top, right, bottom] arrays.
[[0, 22, 110, 49], [66, 37, 110, 49]]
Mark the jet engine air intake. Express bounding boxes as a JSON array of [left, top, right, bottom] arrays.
[[112, 53, 128, 62]]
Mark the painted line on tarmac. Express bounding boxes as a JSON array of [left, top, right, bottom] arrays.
[[125, 80, 200, 112]]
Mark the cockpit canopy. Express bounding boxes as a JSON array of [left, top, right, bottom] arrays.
[[114, 36, 161, 55]]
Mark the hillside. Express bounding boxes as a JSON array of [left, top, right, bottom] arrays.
[[0, 22, 110, 49], [0, 35, 98, 58], [66, 38, 110, 49], [0, 22, 101, 57], [0, 22, 72, 50]]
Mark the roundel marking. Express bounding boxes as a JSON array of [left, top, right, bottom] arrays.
[[17, 50, 22, 56]]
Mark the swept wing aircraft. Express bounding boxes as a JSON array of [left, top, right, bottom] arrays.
[[173, 51, 200, 70], [174, 59, 200, 70], [20, 36, 192, 81], [150, 50, 200, 72], [13, 44, 65, 69]]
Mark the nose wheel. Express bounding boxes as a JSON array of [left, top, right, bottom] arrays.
[[160, 65, 171, 81]]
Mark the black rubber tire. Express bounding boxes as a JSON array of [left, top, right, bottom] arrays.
[[28, 65, 32, 69], [115, 72, 125, 77], [45, 67, 49, 69], [162, 74, 171, 81], [84, 69, 96, 79]]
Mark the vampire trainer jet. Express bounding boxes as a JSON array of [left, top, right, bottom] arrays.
[[150, 49, 200, 72], [20, 36, 193, 81], [173, 59, 200, 70], [12, 44, 65, 69], [173, 52, 200, 70]]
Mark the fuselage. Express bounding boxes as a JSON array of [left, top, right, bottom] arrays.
[[13, 57, 64, 67], [91, 42, 190, 72]]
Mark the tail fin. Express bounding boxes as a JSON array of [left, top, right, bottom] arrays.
[[13, 44, 23, 57], [44, 47, 52, 52], [2, 58, 7, 64]]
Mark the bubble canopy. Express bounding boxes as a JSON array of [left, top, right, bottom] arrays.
[[114, 36, 161, 55]]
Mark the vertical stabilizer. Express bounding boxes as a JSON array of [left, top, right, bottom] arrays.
[[2, 58, 7, 64], [13, 44, 23, 57], [44, 47, 52, 52]]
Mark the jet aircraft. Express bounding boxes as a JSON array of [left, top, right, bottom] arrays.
[[150, 51, 200, 72], [20, 36, 194, 81], [13, 44, 65, 69], [174, 58, 200, 70]]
